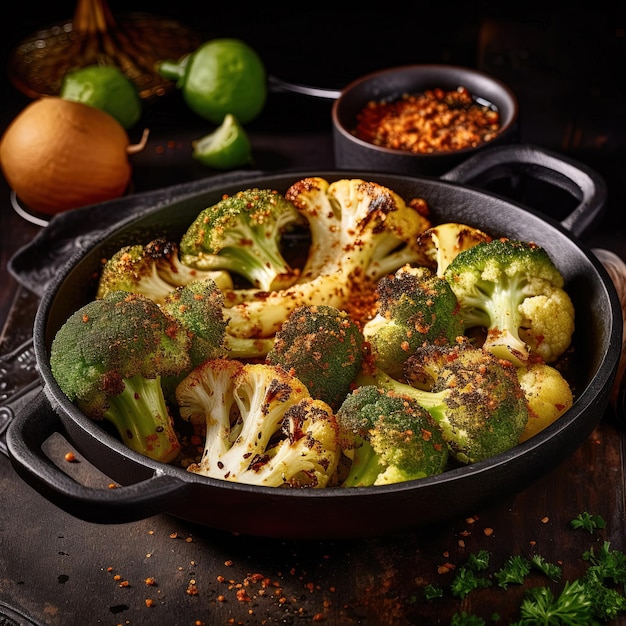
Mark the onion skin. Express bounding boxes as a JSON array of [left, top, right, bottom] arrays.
[[0, 97, 134, 215]]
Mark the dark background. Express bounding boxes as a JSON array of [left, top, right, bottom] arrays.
[[2, 2, 625, 231]]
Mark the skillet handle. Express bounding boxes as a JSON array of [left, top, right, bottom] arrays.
[[440, 143, 607, 239], [6, 390, 191, 524]]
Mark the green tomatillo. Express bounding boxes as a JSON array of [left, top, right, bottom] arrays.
[[156, 38, 267, 125], [59, 65, 142, 130]]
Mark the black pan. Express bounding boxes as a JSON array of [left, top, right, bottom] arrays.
[[5, 144, 622, 539]]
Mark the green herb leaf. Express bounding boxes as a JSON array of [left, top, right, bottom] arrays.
[[571, 512, 606, 533]]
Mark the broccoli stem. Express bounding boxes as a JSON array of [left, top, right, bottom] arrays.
[[342, 439, 386, 487], [462, 279, 529, 365], [481, 282, 529, 364], [214, 244, 294, 291], [101, 375, 181, 463], [356, 369, 449, 427]]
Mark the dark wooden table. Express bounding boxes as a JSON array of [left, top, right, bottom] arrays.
[[1, 7, 626, 626]]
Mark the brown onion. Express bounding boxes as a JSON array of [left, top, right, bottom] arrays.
[[0, 96, 147, 215]]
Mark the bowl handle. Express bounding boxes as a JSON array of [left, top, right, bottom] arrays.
[[440, 143, 607, 239], [5, 390, 192, 524]]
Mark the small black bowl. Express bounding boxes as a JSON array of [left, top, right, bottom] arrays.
[[332, 64, 519, 177]]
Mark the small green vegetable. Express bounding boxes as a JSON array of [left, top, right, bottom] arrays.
[[156, 38, 267, 124], [192, 114, 252, 170], [60, 64, 142, 129]]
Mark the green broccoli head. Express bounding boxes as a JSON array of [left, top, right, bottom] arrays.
[[50, 291, 192, 463], [175, 359, 341, 488], [284, 177, 431, 282], [363, 265, 464, 379], [358, 341, 529, 464], [444, 238, 574, 366], [179, 188, 307, 292], [96, 238, 233, 305], [266, 304, 364, 410], [336, 385, 448, 487], [161, 279, 228, 368]]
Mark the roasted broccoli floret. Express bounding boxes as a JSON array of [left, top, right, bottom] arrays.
[[96, 238, 233, 304], [336, 385, 448, 487], [50, 291, 191, 463], [415, 222, 492, 276], [517, 361, 574, 442], [266, 304, 364, 410], [362, 265, 464, 379], [179, 188, 307, 292], [444, 238, 575, 366], [358, 341, 529, 464], [160, 279, 228, 368], [176, 359, 341, 487]]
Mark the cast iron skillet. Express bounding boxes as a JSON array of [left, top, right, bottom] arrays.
[[5, 144, 622, 540]]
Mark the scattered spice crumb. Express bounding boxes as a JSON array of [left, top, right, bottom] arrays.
[[224, 560, 233, 567], [64, 452, 77, 462], [145, 577, 156, 586], [541, 516, 550, 524], [484, 527, 494, 536], [186, 579, 198, 595], [144, 599, 155, 608], [236, 588, 251, 602]]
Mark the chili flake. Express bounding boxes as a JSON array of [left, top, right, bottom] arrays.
[[353, 86, 500, 154]]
